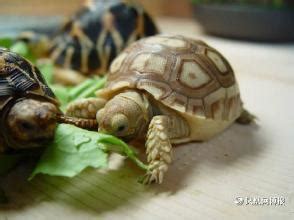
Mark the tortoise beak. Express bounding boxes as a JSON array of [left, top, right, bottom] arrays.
[[35, 102, 59, 127]]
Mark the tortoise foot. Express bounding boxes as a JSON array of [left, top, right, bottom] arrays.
[[141, 161, 168, 184], [236, 109, 256, 125]]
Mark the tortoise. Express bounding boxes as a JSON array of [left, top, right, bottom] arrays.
[[66, 35, 254, 184], [0, 48, 97, 153], [18, 0, 158, 85]]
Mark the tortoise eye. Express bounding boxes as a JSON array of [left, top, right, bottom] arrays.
[[111, 114, 129, 135]]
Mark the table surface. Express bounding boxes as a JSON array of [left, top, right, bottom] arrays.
[[1, 17, 294, 220]]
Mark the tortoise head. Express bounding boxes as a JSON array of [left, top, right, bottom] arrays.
[[5, 99, 59, 148], [96, 91, 151, 140]]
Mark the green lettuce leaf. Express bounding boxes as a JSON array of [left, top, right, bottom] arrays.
[[30, 124, 108, 179], [49, 77, 106, 110], [0, 38, 13, 48], [0, 37, 36, 63], [10, 41, 36, 62], [50, 85, 71, 110], [68, 77, 106, 100], [30, 124, 147, 179], [37, 61, 54, 84]]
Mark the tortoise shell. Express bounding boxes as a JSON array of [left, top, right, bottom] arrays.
[[98, 35, 242, 121], [0, 48, 57, 124], [49, 0, 158, 76]]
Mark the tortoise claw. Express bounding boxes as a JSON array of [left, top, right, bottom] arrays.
[[141, 161, 168, 185]]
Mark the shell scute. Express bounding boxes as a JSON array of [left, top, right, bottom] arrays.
[[0, 49, 57, 114], [206, 49, 228, 74], [130, 53, 167, 75], [137, 80, 172, 100], [144, 36, 188, 49], [178, 60, 212, 89]]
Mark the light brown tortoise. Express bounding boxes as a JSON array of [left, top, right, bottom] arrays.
[[66, 35, 254, 184]]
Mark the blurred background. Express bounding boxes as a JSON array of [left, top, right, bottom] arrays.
[[0, 0, 293, 41], [0, 0, 193, 17]]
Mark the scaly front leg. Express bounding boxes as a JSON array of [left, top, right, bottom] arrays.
[[66, 97, 107, 119], [142, 115, 172, 184]]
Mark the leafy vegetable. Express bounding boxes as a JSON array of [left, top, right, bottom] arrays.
[[36, 60, 106, 108], [30, 124, 147, 179], [37, 61, 54, 84], [68, 78, 98, 100], [97, 135, 147, 170], [0, 37, 36, 62], [49, 85, 71, 111], [0, 38, 13, 49], [56, 77, 106, 110], [10, 41, 36, 62], [49, 78, 106, 110], [10, 41, 29, 55], [70, 77, 106, 100]]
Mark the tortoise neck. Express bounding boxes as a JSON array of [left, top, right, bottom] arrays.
[[114, 89, 154, 122]]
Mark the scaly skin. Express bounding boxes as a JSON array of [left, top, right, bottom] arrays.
[[66, 97, 107, 119], [142, 115, 172, 184]]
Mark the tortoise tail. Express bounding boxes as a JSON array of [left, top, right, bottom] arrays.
[[56, 114, 98, 130]]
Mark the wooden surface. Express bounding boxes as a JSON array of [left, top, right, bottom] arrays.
[[1, 17, 294, 220]]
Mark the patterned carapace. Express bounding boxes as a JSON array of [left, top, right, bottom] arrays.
[[0, 48, 56, 112], [103, 35, 242, 121], [49, 0, 158, 76]]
